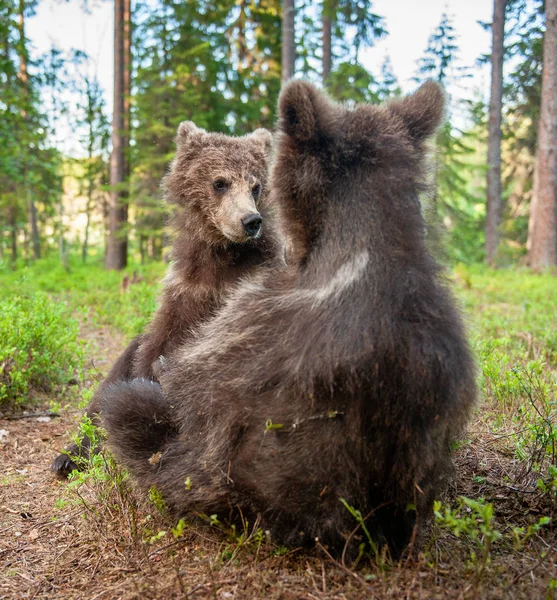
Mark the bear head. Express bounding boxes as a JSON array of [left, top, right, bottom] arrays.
[[273, 80, 445, 261], [163, 122, 273, 245]]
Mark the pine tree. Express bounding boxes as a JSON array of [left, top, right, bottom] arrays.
[[376, 55, 401, 101], [486, 0, 507, 266], [501, 0, 544, 258], [17, 0, 41, 259], [527, 0, 557, 268], [75, 68, 110, 264], [414, 13, 479, 261], [0, 0, 62, 264], [106, 0, 131, 270], [322, 0, 387, 102]]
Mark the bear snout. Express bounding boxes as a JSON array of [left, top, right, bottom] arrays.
[[241, 213, 263, 238]]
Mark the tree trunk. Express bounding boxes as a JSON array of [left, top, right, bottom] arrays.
[[281, 0, 295, 82], [485, 0, 506, 267], [27, 190, 41, 259], [527, 0, 557, 269], [82, 209, 91, 264], [9, 207, 17, 266], [322, 2, 333, 83], [238, 1, 247, 70], [139, 234, 147, 264], [58, 198, 69, 271], [83, 178, 93, 264], [106, 0, 131, 270], [18, 0, 41, 260]]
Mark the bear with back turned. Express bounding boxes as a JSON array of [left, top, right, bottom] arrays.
[[50, 124, 284, 478], [100, 81, 477, 557]]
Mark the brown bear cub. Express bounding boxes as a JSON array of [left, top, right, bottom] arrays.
[[100, 81, 477, 557], [51, 123, 284, 478]]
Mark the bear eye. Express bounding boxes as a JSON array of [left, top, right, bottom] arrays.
[[213, 179, 228, 192], [252, 183, 261, 198]]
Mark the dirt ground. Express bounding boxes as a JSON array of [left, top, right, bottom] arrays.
[[1, 326, 556, 599]]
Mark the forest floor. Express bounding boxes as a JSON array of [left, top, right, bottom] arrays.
[[1, 262, 556, 599]]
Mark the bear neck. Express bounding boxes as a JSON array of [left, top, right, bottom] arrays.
[[170, 210, 279, 292], [287, 180, 433, 282]]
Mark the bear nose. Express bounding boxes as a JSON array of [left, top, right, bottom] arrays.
[[241, 213, 263, 238]]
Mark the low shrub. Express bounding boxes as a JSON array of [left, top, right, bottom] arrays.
[[0, 292, 86, 409]]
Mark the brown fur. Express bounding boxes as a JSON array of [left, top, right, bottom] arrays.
[[51, 124, 284, 478], [100, 81, 477, 557]]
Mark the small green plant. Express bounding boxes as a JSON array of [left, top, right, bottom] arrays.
[[434, 497, 502, 572], [171, 518, 187, 539], [148, 485, 168, 514], [63, 423, 139, 545], [265, 419, 284, 432], [148, 529, 167, 544], [208, 513, 221, 527], [537, 465, 557, 500], [511, 516, 551, 550], [339, 498, 384, 567]]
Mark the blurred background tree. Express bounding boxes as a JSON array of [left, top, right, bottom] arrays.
[[0, 0, 555, 271]]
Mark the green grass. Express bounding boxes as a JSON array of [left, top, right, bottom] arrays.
[[0, 254, 165, 340], [455, 265, 557, 477], [0, 254, 165, 409], [2, 256, 557, 595]]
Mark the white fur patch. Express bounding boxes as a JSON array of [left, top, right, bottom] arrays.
[[295, 251, 369, 305], [176, 252, 369, 365]]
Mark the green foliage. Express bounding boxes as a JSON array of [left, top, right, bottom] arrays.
[[339, 497, 383, 566], [434, 497, 502, 569], [435, 495, 551, 573], [414, 13, 485, 265], [0, 0, 64, 263], [415, 13, 461, 84], [0, 255, 164, 339], [64, 419, 139, 541], [148, 485, 169, 515], [511, 515, 551, 550], [537, 466, 557, 500], [0, 291, 85, 408], [458, 266, 557, 502], [511, 364, 557, 471], [326, 55, 401, 104], [264, 419, 284, 432], [504, 0, 545, 155], [171, 518, 187, 539]]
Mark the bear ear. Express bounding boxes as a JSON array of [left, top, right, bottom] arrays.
[[278, 80, 331, 142], [176, 121, 205, 145], [249, 128, 273, 154], [388, 81, 445, 143]]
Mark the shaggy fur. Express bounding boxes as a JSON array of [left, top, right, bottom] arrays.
[[51, 124, 283, 478], [101, 81, 477, 556]]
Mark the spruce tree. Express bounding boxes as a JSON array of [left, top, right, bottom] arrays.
[[414, 13, 479, 261]]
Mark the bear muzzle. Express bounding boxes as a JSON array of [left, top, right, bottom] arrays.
[[241, 213, 263, 239]]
